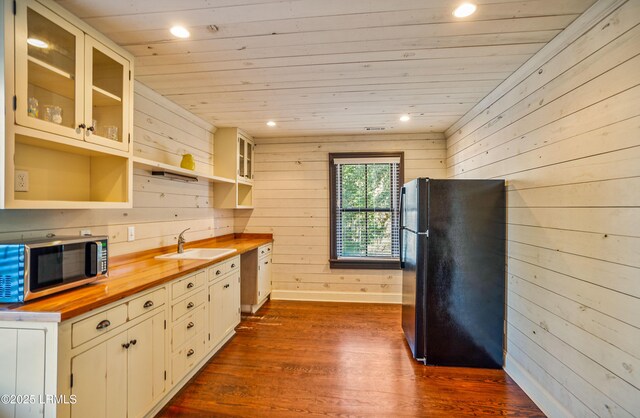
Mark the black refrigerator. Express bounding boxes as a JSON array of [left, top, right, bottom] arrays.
[[401, 178, 505, 369]]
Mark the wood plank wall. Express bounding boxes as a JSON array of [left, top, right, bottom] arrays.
[[235, 133, 446, 303], [0, 82, 233, 256], [445, 1, 640, 416]]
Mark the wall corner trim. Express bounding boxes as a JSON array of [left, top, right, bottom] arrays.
[[504, 353, 574, 418], [444, 0, 628, 138]]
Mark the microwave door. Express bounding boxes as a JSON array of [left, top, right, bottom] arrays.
[[28, 246, 64, 292]]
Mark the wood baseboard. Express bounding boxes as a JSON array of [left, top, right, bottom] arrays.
[[271, 290, 401, 304], [504, 353, 572, 418]]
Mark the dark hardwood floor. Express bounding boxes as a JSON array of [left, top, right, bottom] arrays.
[[158, 300, 544, 417]]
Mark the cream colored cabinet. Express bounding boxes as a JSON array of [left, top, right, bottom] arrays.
[[241, 243, 272, 314], [69, 311, 165, 418], [208, 259, 240, 349], [15, 0, 131, 152], [213, 127, 254, 208]]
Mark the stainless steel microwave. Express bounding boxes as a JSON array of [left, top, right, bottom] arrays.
[[0, 236, 108, 303]]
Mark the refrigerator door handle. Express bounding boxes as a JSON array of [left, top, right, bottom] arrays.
[[399, 187, 406, 268]]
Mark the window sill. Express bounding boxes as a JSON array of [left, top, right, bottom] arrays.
[[329, 258, 401, 270]]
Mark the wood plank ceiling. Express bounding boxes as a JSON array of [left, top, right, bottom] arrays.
[[56, 0, 596, 137]]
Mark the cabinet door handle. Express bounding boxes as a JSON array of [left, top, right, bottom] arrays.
[[187, 282, 194, 289], [187, 322, 194, 329], [130, 339, 137, 346], [187, 349, 195, 357], [187, 302, 194, 309], [143, 300, 154, 308], [122, 342, 130, 349], [78, 123, 86, 130], [96, 319, 111, 330], [87, 125, 95, 133], [216, 270, 221, 275], [224, 284, 230, 289]]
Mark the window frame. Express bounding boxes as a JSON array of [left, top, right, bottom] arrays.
[[329, 152, 404, 270]]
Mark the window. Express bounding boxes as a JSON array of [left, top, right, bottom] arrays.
[[329, 152, 403, 269]]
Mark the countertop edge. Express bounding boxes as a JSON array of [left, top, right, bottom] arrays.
[[0, 235, 272, 323]]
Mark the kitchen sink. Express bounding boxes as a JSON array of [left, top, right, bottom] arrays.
[[155, 248, 237, 260]]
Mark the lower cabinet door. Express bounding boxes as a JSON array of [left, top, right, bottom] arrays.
[[127, 311, 165, 418], [258, 257, 272, 303], [70, 330, 127, 418], [209, 280, 225, 348]]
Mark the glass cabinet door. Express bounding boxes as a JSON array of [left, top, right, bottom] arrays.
[[15, 0, 84, 139], [84, 36, 130, 152], [238, 137, 246, 178], [247, 143, 254, 180]]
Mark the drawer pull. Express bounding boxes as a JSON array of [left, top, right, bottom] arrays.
[[216, 270, 221, 275], [267, 248, 271, 251], [187, 349, 195, 357], [122, 342, 130, 349], [187, 322, 194, 329], [223, 284, 230, 289], [130, 339, 137, 346], [187, 282, 195, 289], [187, 302, 195, 309], [231, 263, 236, 268], [96, 319, 111, 330], [143, 300, 154, 308], [264, 261, 269, 265], [261, 250, 265, 254]]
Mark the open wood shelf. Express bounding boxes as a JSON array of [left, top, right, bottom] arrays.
[[132, 156, 235, 184]]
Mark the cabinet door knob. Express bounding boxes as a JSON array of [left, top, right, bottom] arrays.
[[96, 319, 111, 330], [87, 125, 95, 132], [187, 349, 195, 357], [122, 343, 130, 349], [78, 123, 86, 129], [187, 302, 194, 309], [187, 322, 194, 329], [143, 300, 154, 308], [130, 339, 137, 345], [224, 284, 230, 289], [187, 282, 194, 289]]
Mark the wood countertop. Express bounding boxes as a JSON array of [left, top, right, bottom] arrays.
[[0, 234, 272, 323]]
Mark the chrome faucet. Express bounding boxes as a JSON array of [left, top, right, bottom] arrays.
[[177, 228, 190, 253]]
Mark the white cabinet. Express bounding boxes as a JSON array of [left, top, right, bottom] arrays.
[[213, 127, 254, 209], [69, 311, 165, 418], [208, 258, 240, 349], [2, 0, 134, 209], [15, 0, 131, 152], [241, 243, 272, 314]]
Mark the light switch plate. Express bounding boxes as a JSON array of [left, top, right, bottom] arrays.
[[127, 226, 135, 242]]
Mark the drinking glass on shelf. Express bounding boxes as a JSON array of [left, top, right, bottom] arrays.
[[28, 97, 39, 118], [43, 105, 62, 124], [104, 125, 118, 140]]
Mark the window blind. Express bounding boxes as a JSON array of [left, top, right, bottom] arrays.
[[334, 158, 401, 260]]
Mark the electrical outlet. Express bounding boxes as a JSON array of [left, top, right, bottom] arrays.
[[127, 226, 135, 242], [80, 229, 92, 236], [15, 170, 29, 192]]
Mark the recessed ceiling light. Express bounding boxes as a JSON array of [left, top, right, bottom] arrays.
[[453, 3, 477, 18], [400, 114, 411, 122], [27, 37, 48, 48], [170, 26, 190, 38], [266, 121, 277, 127]]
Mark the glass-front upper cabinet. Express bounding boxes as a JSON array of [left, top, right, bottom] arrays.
[[84, 38, 130, 151], [14, 0, 131, 152], [15, 0, 84, 140], [237, 133, 254, 182]]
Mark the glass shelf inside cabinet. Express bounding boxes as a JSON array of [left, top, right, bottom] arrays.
[[26, 6, 77, 129]]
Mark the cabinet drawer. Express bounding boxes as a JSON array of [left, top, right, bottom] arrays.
[[172, 291, 206, 322], [208, 256, 239, 281], [72, 304, 128, 348], [172, 271, 205, 300], [171, 332, 206, 384], [172, 304, 205, 351], [258, 244, 272, 258], [128, 287, 166, 320]]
